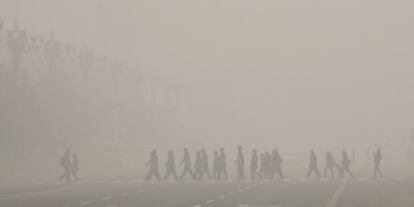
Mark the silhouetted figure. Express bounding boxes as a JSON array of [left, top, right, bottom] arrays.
[[218, 148, 228, 180], [323, 151, 336, 179], [340, 150, 355, 178], [250, 149, 259, 180], [261, 152, 273, 179], [180, 148, 193, 180], [271, 148, 285, 180], [201, 149, 212, 180], [259, 153, 266, 179], [235, 146, 245, 180], [213, 151, 220, 180], [305, 150, 321, 179], [193, 151, 203, 180], [59, 149, 72, 183], [145, 150, 161, 181], [373, 148, 383, 179], [71, 154, 79, 182], [164, 150, 178, 180], [79, 45, 93, 87]]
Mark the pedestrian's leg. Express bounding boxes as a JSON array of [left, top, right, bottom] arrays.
[[173, 170, 178, 180], [305, 168, 312, 178], [180, 168, 186, 180], [346, 169, 354, 178], [164, 170, 170, 181], [59, 169, 65, 181], [146, 169, 154, 181], [330, 167, 334, 179], [155, 170, 161, 181], [316, 169, 321, 179], [65, 167, 71, 183]]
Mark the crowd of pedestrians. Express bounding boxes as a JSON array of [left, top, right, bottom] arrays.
[[143, 147, 384, 182]]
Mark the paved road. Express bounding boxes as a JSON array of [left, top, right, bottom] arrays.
[[0, 177, 412, 207]]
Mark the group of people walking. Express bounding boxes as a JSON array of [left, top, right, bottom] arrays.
[[59, 148, 79, 183], [145, 147, 384, 181]]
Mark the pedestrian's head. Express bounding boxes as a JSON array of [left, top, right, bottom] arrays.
[[168, 150, 173, 155], [184, 148, 188, 152], [238, 146, 242, 150], [220, 148, 224, 152], [73, 154, 77, 159], [377, 148, 381, 153], [253, 149, 257, 153], [214, 151, 218, 155], [66, 148, 71, 154]]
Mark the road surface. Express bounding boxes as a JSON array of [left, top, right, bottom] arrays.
[[0, 177, 412, 207]]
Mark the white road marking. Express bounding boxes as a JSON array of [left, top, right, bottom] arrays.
[[239, 205, 249, 207], [229, 192, 236, 195], [193, 205, 201, 207], [112, 180, 122, 184], [137, 190, 145, 193], [80, 201, 92, 205], [130, 180, 143, 183], [206, 199, 215, 203], [218, 195, 226, 199], [326, 179, 347, 207], [102, 196, 112, 200], [120, 193, 128, 197]]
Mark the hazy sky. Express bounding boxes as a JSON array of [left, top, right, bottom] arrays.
[[2, 0, 414, 149]]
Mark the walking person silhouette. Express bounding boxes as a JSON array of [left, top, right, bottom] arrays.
[[201, 149, 212, 180], [180, 148, 193, 180], [323, 151, 337, 179], [272, 148, 285, 180], [373, 148, 383, 179], [250, 149, 259, 180], [164, 150, 178, 180], [59, 149, 72, 183], [259, 153, 266, 179], [213, 151, 220, 180], [145, 150, 161, 181], [340, 150, 355, 179], [193, 151, 203, 180], [305, 150, 321, 179], [218, 148, 228, 180], [71, 154, 79, 182], [235, 146, 245, 180]]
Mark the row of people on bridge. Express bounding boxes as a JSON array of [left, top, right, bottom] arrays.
[[145, 147, 383, 181]]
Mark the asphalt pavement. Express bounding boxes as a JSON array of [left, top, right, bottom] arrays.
[[0, 176, 412, 207]]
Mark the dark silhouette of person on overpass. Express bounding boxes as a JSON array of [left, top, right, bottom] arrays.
[[164, 150, 178, 180], [305, 150, 321, 179], [59, 148, 72, 183], [145, 150, 161, 181], [373, 148, 383, 179], [180, 148, 193, 180]]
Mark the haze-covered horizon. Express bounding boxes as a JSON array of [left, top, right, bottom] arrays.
[[1, 0, 414, 177]]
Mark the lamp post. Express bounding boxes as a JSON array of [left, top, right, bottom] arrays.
[[44, 31, 61, 73], [7, 20, 27, 86]]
